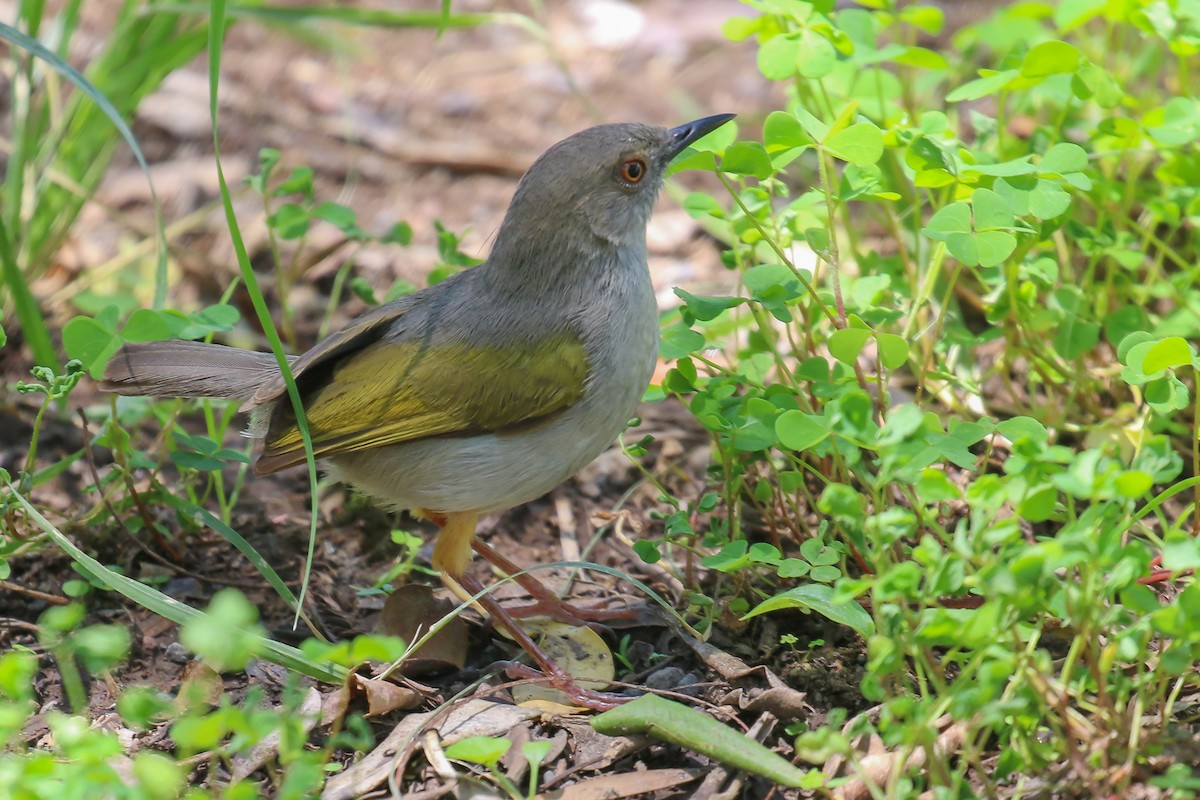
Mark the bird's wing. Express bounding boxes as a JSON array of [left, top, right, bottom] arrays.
[[242, 300, 409, 411], [253, 332, 589, 474]]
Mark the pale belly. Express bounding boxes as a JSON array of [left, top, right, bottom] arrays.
[[326, 396, 631, 513], [325, 321, 658, 514]]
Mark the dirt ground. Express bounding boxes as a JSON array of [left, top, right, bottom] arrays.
[[3, 2, 905, 797]]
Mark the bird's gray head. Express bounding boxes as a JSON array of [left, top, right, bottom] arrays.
[[495, 114, 736, 252]]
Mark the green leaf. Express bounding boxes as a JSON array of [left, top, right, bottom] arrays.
[[687, 118, 738, 155], [383, 221, 413, 245], [796, 28, 837, 78], [893, 46, 948, 70], [1039, 143, 1088, 174], [876, 333, 909, 369], [945, 232, 980, 266], [972, 188, 1013, 229], [720, 141, 774, 179], [683, 192, 723, 219], [1020, 40, 1080, 78], [63, 316, 121, 371], [1054, 316, 1101, 360], [1018, 485, 1058, 522], [171, 451, 225, 473], [758, 34, 800, 81], [274, 166, 314, 198], [915, 468, 960, 503], [1105, 306, 1148, 348], [1163, 534, 1200, 571], [973, 231, 1017, 267], [1115, 470, 1152, 498], [744, 263, 802, 297], [775, 411, 831, 451], [675, 289, 742, 322], [923, 202, 971, 238], [1072, 60, 1123, 107], [960, 156, 1037, 177], [1144, 97, 1200, 146], [829, 327, 871, 364], [702, 540, 749, 573], [444, 736, 512, 767], [722, 16, 761, 41], [763, 110, 812, 153], [1056, 0, 1107, 29], [823, 122, 884, 166], [996, 417, 1048, 445], [634, 539, 662, 564], [1142, 337, 1194, 373], [180, 589, 265, 672], [313, 202, 356, 230], [1145, 375, 1190, 413], [792, 107, 829, 141], [900, 5, 944, 34], [592, 695, 822, 789], [743, 584, 875, 638], [1027, 181, 1071, 219], [660, 324, 705, 360], [946, 69, 1018, 102], [122, 309, 172, 343], [269, 202, 310, 239], [523, 740, 553, 768]]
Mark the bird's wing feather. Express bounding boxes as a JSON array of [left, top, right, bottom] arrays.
[[242, 301, 408, 411], [254, 333, 589, 474]]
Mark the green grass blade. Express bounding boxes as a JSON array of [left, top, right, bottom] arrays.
[[7, 481, 346, 683], [0, 18, 171, 306], [0, 217, 57, 369], [158, 492, 321, 633], [207, 0, 322, 629]]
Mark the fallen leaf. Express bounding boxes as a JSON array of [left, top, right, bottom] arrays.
[[545, 768, 701, 799], [231, 687, 323, 781], [354, 672, 425, 718], [506, 621, 614, 709], [380, 584, 469, 675], [176, 660, 222, 711], [321, 699, 540, 800]]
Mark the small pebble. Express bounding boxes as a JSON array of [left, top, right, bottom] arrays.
[[162, 577, 203, 600], [164, 642, 191, 664], [645, 666, 686, 690], [677, 672, 705, 696]]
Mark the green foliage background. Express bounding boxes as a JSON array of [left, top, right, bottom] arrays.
[[4, 0, 1200, 797]]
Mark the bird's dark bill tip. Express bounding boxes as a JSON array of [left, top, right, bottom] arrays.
[[667, 113, 737, 155]]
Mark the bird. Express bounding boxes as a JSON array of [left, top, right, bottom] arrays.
[[101, 113, 736, 707]]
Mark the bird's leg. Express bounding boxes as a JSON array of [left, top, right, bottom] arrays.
[[428, 510, 489, 614], [454, 570, 629, 710], [427, 510, 628, 710], [471, 537, 648, 625]]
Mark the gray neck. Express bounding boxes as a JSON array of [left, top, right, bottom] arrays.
[[482, 209, 646, 298]]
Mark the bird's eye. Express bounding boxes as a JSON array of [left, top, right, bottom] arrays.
[[620, 158, 647, 184]]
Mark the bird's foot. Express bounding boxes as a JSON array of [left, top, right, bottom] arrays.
[[501, 661, 632, 711], [503, 597, 657, 629]]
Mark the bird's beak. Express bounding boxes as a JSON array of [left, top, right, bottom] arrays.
[[666, 113, 737, 160]]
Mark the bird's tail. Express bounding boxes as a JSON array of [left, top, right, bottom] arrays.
[[101, 341, 292, 402]]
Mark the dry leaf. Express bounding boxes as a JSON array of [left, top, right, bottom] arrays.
[[381, 583, 469, 675], [321, 699, 540, 800], [505, 621, 614, 709], [231, 687, 323, 781], [354, 672, 425, 718], [545, 768, 700, 799]]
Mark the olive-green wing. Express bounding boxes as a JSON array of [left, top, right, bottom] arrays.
[[254, 334, 589, 474], [242, 300, 405, 412]]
